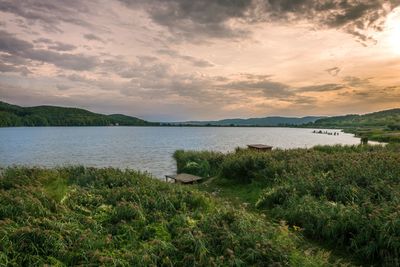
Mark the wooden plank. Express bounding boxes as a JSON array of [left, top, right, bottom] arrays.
[[175, 173, 202, 183], [247, 144, 273, 150], [165, 173, 203, 184]]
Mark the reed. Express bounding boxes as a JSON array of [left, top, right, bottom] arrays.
[[176, 144, 400, 265], [0, 166, 335, 266]]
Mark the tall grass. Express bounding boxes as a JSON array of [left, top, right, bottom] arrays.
[[173, 150, 224, 177], [175, 144, 400, 266], [0, 166, 333, 266]]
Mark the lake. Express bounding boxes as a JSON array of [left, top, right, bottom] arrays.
[[0, 127, 364, 178]]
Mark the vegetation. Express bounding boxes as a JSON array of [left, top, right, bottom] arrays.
[[308, 108, 400, 143], [311, 109, 400, 127], [184, 116, 323, 126], [176, 145, 400, 266], [2, 100, 399, 143], [0, 166, 343, 266], [173, 150, 224, 177], [0, 101, 157, 127]]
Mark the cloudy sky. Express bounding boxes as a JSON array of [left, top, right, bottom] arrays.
[[0, 0, 400, 121]]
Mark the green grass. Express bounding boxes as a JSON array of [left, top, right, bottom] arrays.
[[199, 178, 267, 209], [42, 172, 69, 203], [173, 150, 224, 177], [0, 166, 346, 266], [176, 144, 400, 266], [341, 127, 400, 143], [304, 108, 400, 143]]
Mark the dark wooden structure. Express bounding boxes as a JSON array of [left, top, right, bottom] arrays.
[[165, 173, 203, 184], [247, 144, 273, 151], [360, 136, 369, 145]]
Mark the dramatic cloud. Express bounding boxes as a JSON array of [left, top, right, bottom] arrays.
[[157, 49, 214, 67], [261, 0, 397, 34], [225, 79, 291, 98], [34, 38, 77, 51], [326, 67, 341, 77], [223, 77, 346, 101], [83, 33, 105, 43], [0, 0, 91, 32], [0, 62, 31, 75], [119, 0, 400, 42], [118, 0, 252, 40], [297, 83, 345, 92], [0, 0, 399, 120], [56, 84, 72, 91], [0, 30, 99, 71]]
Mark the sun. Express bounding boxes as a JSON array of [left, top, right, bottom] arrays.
[[385, 8, 400, 55], [388, 24, 400, 54]]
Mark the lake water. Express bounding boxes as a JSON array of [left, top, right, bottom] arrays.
[[0, 127, 364, 178]]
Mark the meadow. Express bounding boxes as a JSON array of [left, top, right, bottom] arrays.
[[1, 144, 398, 266], [174, 144, 400, 266], [0, 166, 345, 266]]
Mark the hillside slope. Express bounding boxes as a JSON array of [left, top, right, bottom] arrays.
[[312, 108, 400, 128], [185, 116, 323, 126], [0, 101, 156, 127], [309, 108, 400, 142]]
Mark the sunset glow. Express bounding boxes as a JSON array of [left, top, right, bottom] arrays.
[[386, 9, 400, 54], [0, 1, 399, 121]]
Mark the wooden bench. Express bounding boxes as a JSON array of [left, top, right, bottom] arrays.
[[247, 144, 273, 151], [165, 173, 203, 184]]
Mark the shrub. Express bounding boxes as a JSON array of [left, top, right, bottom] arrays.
[[175, 145, 400, 265], [220, 150, 284, 183], [182, 160, 210, 177], [0, 166, 328, 266], [254, 147, 400, 265], [173, 150, 224, 177]]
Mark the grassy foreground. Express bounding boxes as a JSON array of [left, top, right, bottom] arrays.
[[174, 144, 400, 266], [0, 166, 346, 266]]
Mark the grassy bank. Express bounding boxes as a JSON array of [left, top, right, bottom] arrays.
[[175, 144, 400, 266], [344, 127, 400, 143], [0, 166, 344, 266], [307, 126, 400, 143], [306, 108, 400, 143]]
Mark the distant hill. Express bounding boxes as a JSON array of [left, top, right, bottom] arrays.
[[0, 101, 157, 127], [3, 100, 399, 130], [183, 116, 323, 126], [311, 108, 400, 129]]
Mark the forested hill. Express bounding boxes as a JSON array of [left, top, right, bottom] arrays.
[[184, 116, 323, 126], [0, 101, 158, 127], [311, 108, 400, 129]]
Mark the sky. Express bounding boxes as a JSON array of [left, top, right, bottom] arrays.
[[0, 0, 400, 121]]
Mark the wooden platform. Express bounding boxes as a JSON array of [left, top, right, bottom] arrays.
[[247, 144, 273, 151], [165, 173, 203, 184]]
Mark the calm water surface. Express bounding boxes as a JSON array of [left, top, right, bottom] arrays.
[[0, 127, 363, 178]]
